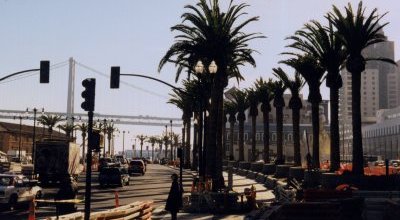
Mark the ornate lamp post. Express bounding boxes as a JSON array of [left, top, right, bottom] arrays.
[[194, 60, 217, 179]]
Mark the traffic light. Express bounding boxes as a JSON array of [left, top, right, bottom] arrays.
[[110, 66, 120, 88], [40, 60, 50, 83], [91, 129, 101, 152], [81, 78, 96, 112]]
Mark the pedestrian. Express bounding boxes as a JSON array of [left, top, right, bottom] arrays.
[[55, 178, 78, 216], [165, 173, 182, 220]]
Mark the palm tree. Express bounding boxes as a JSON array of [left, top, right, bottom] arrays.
[[57, 123, 77, 140], [224, 100, 237, 160], [229, 88, 249, 161], [328, 1, 395, 175], [156, 137, 164, 160], [254, 77, 275, 163], [159, 0, 263, 191], [172, 133, 180, 161], [162, 133, 169, 159], [37, 114, 63, 138], [106, 123, 118, 156], [137, 135, 147, 158], [273, 69, 304, 166], [271, 78, 286, 165], [246, 87, 259, 162], [147, 136, 158, 161], [281, 54, 326, 169], [77, 123, 88, 163], [168, 80, 198, 168], [285, 20, 346, 171]]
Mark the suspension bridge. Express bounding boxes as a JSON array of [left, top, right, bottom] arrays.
[[0, 57, 183, 127]]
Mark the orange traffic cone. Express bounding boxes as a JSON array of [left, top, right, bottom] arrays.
[[28, 199, 35, 220], [115, 191, 119, 208]]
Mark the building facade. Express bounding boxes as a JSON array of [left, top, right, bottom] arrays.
[[0, 121, 67, 158], [362, 107, 400, 160]]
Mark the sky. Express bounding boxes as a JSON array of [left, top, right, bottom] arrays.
[[0, 0, 399, 153]]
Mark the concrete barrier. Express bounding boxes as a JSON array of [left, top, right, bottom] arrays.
[[274, 165, 291, 178], [288, 166, 305, 181], [250, 162, 264, 172], [261, 164, 275, 175], [238, 162, 251, 170]]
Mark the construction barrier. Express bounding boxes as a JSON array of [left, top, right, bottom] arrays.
[[45, 200, 153, 220], [115, 191, 119, 208], [28, 199, 36, 220]]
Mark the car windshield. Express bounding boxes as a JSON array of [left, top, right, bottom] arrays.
[[102, 168, 121, 175], [130, 161, 143, 166], [0, 177, 12, 186]]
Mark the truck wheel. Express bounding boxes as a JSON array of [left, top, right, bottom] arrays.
[[8, 194, 18, 211]]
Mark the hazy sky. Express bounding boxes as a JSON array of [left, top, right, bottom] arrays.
[[1, 0, 399, 152]]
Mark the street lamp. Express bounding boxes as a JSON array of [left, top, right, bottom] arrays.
[[194, 60, 217, 179], [170, 120, 173, 160], [26, 107, 44, 165], [14, 113, 28, 162], [120, 130, 129, 157]]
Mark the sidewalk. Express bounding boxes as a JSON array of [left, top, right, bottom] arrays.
[[153, 166, 275, 219]]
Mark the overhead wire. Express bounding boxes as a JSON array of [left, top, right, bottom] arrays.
[[75, 62, 168, 99]]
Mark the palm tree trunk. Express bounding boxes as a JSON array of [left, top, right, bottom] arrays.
[[262, 105, 270, 163], [351, 71, 364, 175], [200, 110, 205, 177], [311, 101, 320, 168], [212, 82, 225, 191], [330, 87, 341, 172], [238, 113, 245, 161], [82, 135, 86, 164], [222, 115, 227, 160], [229, 120, 235, 160], [185, 117, 191, 168], [293, 107, 301, 166], [251, 116, 257, 162], [276, 106, 284, 164], [164, 141, 168, 159], [192, 113, 199, 170]]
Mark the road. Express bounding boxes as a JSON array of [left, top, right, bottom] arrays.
[[0, 164, 193, 219]]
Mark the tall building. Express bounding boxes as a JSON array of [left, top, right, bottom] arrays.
[[339, 31, 395, 125], [339, 30, 397, 158]]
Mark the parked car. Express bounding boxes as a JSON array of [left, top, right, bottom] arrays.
[[128, 160, 146, 175], [98, 167, 129, 187], [0, 174, 43, 210], [114, 155, 129, 172], [160, 158, 169, 165]]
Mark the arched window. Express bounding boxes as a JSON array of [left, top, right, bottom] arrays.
[[287, 133, 293, 142]]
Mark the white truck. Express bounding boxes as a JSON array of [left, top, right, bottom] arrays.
[[34, 139, 80, 185]]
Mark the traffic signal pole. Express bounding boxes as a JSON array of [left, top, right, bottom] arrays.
[[84, 110, 94, 220], [81, 78, 96, 220]]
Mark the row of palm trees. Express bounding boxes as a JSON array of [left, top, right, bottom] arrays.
[[160, 0, 395, 192]]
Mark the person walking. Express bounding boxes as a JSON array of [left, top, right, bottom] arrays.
[[165, 173, 182, 220]]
